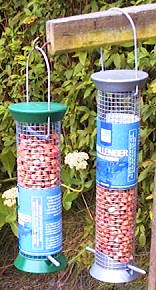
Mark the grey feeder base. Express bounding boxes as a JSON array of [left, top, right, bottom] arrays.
[[90, 262, 139, 284]]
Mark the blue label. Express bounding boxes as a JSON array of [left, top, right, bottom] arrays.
[[17, 186, 62, 256], [96, 119, 140, 189]]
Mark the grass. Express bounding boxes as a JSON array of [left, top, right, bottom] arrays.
[[0, 201, 149, 290]]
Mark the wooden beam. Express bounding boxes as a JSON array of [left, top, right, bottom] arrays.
[[46, 4, 156, 55], [148, 166, 156, 290]]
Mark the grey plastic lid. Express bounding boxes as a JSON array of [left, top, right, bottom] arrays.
[[91, 69, 148, 93]]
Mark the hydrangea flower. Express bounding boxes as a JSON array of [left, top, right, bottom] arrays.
[[2, 187, 17, 207], [65, 152, 89, 171]]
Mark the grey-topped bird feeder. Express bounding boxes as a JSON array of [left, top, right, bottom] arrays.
[[87, 8, 148, 284]]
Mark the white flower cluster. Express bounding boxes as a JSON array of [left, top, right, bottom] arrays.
[[65, 152, 89, 171], [2, 187, 17, 207]]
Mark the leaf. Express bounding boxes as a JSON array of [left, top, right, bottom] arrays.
[[73, 63, 83, 76], [61, 168, 72, 185], [0, 151, 16, 178], [63, 201, 72, 210], [149, 210, 154, 221], [138, 166, 153, 183], [80, 112, 89, 123], [84, 180, 93, 189], [142, 160, 153, 168], [84, 87, 94, 99], [65, 70, 73, 80], [78, 51, 87, 66], [146, 194, 153, 200], [139, 224, 145, 233], [78, 106, 89, 112], [91, 0, 98, 12], [0, 105, 6, 115], [113, 53, 121, 68], [62, 80, 72, 88], [0, 196, 16, 233], [150, 80, 156, 93], [135, 226, 140, 237], [143, 39, 156, 45], [136, 208, 141, 218], [10, 222, 18, 237], [63, 191, 79, 203], [139, 47, 149, 58], [139, 232, 146, 247], [120, 42, 133, 48]]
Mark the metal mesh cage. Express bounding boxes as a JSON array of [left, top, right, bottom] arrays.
[[96, 89, 140, 189], [95, 185, 136, 269], [97, 90, 140, 123], [16, 121, 61, 189]]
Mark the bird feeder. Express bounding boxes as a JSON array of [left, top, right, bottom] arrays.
[[87, 8, 148, 283], [9, 44, 67, 273]]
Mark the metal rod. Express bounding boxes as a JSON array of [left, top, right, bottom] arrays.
[[25, 41, 51, 137], [26, 45, 51, 107], [109, 7, 138, 79], [100, 47, 104, 71], [128, 264, 146, 275], [86, 246, 95, 254], [47, 255, 60, 267]]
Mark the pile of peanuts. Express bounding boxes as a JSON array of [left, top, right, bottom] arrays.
[[17, 132, 60, 189], [96, 185, 136, 263]]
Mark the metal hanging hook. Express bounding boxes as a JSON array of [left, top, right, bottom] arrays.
[[26, 39, 51, 137], [100, 7, 138, 80], [109, 7, 138, 79], [26, 41, 51, 111], [32, 36, 40, 49]]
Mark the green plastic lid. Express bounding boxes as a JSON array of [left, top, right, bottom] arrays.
[[9, 102, 67, 123]]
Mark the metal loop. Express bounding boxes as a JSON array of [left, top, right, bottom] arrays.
[[100, 7, 138, 79], [100, 47, 104, 71], [32, 36, 40, 49], [26, 44, 51, 111]]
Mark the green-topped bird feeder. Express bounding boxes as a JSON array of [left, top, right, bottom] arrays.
[[8, 43, 67, 273]]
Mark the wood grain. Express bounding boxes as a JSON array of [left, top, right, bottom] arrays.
[[46, 4, 156, 54]]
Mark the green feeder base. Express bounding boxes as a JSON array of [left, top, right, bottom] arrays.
[[14, 252, 67, 274]]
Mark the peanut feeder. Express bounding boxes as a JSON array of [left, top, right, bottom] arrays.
[[87, 8, 148, 284], [9, 44, 67, 273]]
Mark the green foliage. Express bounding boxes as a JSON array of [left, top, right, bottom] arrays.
[[0, 0, 155, 247], [62, 167, 94, 210], [0, 194, 17, 236]]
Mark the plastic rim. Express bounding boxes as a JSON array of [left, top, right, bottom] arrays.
[[14, 252, 67, 273], [90, 262, 139, 283], [91, 69, 148, 93], [8, 102, 67, 123]]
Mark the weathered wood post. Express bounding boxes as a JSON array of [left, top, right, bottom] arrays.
[[46, 4, 156, 54], [148, 167, 156, 290]]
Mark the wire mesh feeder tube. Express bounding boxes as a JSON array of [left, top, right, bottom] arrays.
[[96, 90, 140, 189], [90, 186, 139, 283], [12, 120, 67, 273], [96, 186, 136, 264], [17, 121, 61, 190], [17, 121, 61, 255]]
